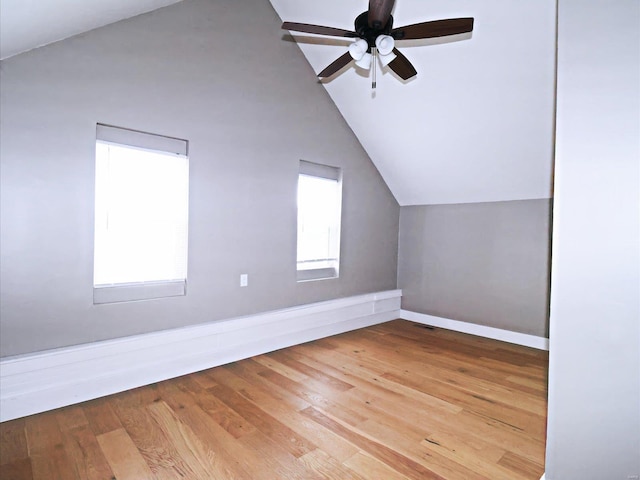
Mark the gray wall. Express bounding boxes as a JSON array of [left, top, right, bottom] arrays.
[[0, 0, 399, 357], [398, 199, 551, 337], [545, 0, 640, 478]]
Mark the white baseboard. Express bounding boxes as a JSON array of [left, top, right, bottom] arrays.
[[400, 310, 549, 351], [0, 290, 401, 422]]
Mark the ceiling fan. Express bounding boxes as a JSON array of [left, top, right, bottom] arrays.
[[282, 0, 474, 86]]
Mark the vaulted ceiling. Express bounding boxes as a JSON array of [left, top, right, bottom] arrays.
[[0, 0, 556, 205]]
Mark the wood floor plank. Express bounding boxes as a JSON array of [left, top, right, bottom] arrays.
[[60, 425, 115, 480], [25, 412, 80, 480], [293, 343, 463, 416], [337, 379, 538, 470], [189, 370, 219, 390], [176, 377, 257, 440], [266, 349, 356, 393], [0, 320, 548, 480], [505, 374, 549, 395], [456, 409, 546, 465], [29, 445, 79, 480], [207, 380, 317, 459], [153, 383, 268, 480], [24, 412, 63, 454], [252, 354, 310, 383], [175, 378, 324, 480], [0, 457, 33, 480], [498, 450, 546, 478], [55, 406, 88, 432], [82, 397, 123, 436], [343, 451, 412, 480], [353, 415, 490, 480], [418, 437, 532, 480], [257, 367, 369, 427], [301, 406, 448, 480], [298, 448, 367, 480], [147, 400, 236, 479], [168, 374, 237, 415], [423, 430, 505, 464], [0, 417, 28, 466], [224, 358, 312, 411], [96, 428, 155, 479], [236, 428, 325, 480], [220, 362, 360, 462], [111, 389, 194, 480]]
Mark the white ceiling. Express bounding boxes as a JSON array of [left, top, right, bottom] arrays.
[[0, 0, 183, 59], [0, 0, 556, 206], [270, 0, 557, 205]]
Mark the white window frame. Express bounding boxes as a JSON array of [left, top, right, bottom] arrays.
[[296, 160, 342, 282], [93, 124, 189, 304]]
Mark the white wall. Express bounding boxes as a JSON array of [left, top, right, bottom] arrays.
[[545, 0, 640, 478], [0, 0, 399, 357]]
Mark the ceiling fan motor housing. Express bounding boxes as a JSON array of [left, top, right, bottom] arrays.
[[355, 12, 394, 49]]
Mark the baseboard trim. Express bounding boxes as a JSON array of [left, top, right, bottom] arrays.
[[0, 290, 401, 422], [400, 310, 549, 351]]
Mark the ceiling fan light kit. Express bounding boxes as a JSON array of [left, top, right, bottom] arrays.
[[375, 36, 397, 66], [374, 35, 394, 56], [349, 39, 369, 62], [355, 52, 373, 70], [282, 0, 474, 86]]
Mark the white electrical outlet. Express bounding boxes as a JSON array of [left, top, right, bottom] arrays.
[[240, 274, 248, 287]]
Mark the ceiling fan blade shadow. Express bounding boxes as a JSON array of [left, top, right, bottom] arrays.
[[368, 0, 395, 28], [285, 35, 352, 48], [282, 22, 357, 38], [392, 18, 474, 40], [387, 48, 417, 80], [318, 52, 354, 79]]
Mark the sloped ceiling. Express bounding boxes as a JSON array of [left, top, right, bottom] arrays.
[[270, 0, 557, 205], [0, 0, 556, 205], [0, 0, 183, 59]]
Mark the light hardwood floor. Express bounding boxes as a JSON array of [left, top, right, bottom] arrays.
[[0, 319, 548, 480]]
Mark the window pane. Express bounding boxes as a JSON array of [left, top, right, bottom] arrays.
[[297, 168, 341, 280], [94, 142, 189, 286]]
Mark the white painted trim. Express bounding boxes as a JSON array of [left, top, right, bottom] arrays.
[[540, 474, 545, 480], [93, 279, 186, 304], [400, 310, 549, 351], [0, 290, 401, 422]]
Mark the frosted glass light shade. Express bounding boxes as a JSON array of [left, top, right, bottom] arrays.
[[375, 35, 395, 55], [348, 39, 369, 61], [379, 51, 397, 66], [355, 53, 372, 69]]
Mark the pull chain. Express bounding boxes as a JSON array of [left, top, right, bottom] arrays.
[[371, 47, 377, 89]]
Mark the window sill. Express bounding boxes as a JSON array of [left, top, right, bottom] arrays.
[[93, 280, 186, 304], [297, 268, 338, 282]]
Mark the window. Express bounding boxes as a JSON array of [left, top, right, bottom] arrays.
[[297, 160, 342, 281], [93, 124, 189, 304]]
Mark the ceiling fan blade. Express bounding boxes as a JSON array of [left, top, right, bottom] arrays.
[[318, 52, 354, 78], [368, 0, 395, 29], [392, 17, 474, 40], [282, 22, 357, 38], [387, 48, 417, 80]]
